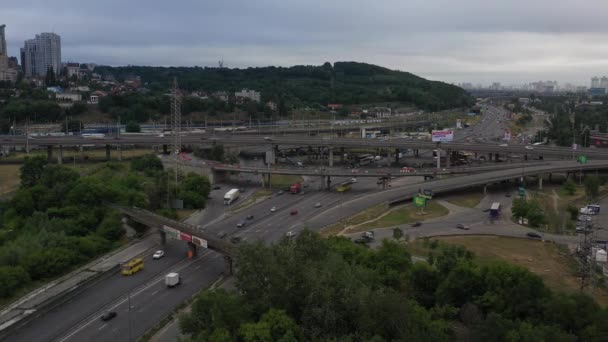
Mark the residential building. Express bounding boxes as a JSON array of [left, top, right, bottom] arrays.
[[56, 92, 82, 102], [22, 32, 61, 78], [66, 62, 80, 79], [0, 24, 18, 83], [600, 77, 608, 89], [235, 89, 261, 103]]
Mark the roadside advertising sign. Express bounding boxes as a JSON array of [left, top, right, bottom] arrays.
[[162, 225, 179, 239], [191, 235, 208, 249], [180, 231, 192, 242], [414, 196, 427, 207], [503, 129, 512, 141], [578, 155, 588, 164], [431, 129, 454, 142], [456, 119, 462, 129]]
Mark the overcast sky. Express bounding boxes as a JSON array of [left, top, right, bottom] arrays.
[[4, 0, 608, 85]]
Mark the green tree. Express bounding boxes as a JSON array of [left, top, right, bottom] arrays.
[[392, 227, 403, 241], [239, 309, 301, 342], [584, 175, 600, 199], [130, 154, 163, 175], [563, 179, 576, 195], [178, 173, 211, 209], [20, 156, 47, 188], [180, 289, 250, 340], [566, 205, 579, 221], [125, 121, 141, 133], [0, 266, 30, 298], [210, 144, 225, 161]]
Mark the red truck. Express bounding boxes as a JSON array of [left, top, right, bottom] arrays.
[[290, 183, 301, 194]]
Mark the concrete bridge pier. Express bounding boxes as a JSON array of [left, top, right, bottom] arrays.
[[57, 145, 63, 165], [47, 145, 53, 162], [224, 255, 233, 276], [105, 144, 111, 161], [483, 184, 488, 195], [495, 153, 499, 162], [538, 176, 543, 190], [326, 176, 332, 191], [159, 230, 166, 245], [394, 148, 400, 164], [329, 147, 334, 167], [446, 149, 452, 167], [187, 241, 197, 259], [488, 153, 492, 161], [118, 145, 123, 161]]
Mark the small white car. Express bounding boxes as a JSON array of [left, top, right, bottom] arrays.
[[153, 250, 165, 259], [525, 146, 534, 150], [270, 206, 277, 212], [350, 178, 357, 183]]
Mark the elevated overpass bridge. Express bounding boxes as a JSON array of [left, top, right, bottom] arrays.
[[3, 135, 608, 162], [302, 159, 608, 230], [110, 205, 237, 275]]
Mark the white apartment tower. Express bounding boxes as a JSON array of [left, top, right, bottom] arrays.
[[22, 32, 61, 78], [600, 77, 608, 89], [591, 76, 600, 88]]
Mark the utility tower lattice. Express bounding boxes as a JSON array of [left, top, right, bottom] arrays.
[[171, 78, 183, 190], [577, 210, 598, 294]]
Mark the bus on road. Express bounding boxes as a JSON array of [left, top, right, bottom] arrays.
[[121, 258, 144, 276], [490, 202, 501, 220]]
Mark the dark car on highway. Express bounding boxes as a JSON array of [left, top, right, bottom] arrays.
[[411, 222, 422, 227], [526, 232, 542, 239], [246, 215, 254, 220], [100, 311, 117, 321], [456, 223, 469, 230], [236, 220, 246, 228]]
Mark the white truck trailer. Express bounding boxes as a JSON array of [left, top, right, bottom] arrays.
[[165, 272, 180, 288], [224, 189, 240, 205]]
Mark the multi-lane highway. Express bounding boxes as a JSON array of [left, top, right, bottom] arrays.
[[6, 104, 603, 341], [5, 241, 222, 342]]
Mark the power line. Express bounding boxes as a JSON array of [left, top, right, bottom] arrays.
[[171, 78, 183, 197]]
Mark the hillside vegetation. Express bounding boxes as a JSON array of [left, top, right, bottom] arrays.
[[95, 61, 473, 111]]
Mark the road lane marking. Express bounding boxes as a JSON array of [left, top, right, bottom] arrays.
[[98, 324, 106, 331], [150, 290, 159, 296], [56, 250, 213, 342]]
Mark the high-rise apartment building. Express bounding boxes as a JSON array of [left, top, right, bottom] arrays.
[[0, 24, 18, 83], [22, 32, 61, 78], [591, 77, 600, 88]]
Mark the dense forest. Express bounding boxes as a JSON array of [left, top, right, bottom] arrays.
[[95, 62, 474, 112], [0, 155, 210, 299], [180, 232, 608, 341]]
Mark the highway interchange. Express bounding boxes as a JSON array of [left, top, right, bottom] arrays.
[[6, 104, 608, 341]]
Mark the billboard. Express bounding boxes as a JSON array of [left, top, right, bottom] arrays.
[[414, 195, 427, 207], [180, 231, 192, 243], [456, 119, 462, 129], [431, 129, 454, 142], [503, 129, 512, 141], [191, 235, 208, 248], [162, 225, 179, 239]]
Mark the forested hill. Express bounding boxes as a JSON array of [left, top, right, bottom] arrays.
[[94, 62, 473, 111]]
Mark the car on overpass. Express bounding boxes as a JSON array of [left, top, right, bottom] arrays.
[[152, 250, 165, 259]]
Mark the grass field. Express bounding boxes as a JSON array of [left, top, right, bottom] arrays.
[[0, 164, 21, 195], [321, 203, 388, 236], [230, 189, 273, 213], [407, 235, 608, 306], [446, 192, 483, 208], [321, 201, 448, 236], [355, 201, 448, 232], [268, 174, 303, 190]]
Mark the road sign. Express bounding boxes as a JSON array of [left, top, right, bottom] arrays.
[[572, 143, 578, 150], [578, 155, 588, 164], [414, 195, 427, 207]]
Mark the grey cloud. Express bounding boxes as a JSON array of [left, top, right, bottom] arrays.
[[4, 0, 608, 84]]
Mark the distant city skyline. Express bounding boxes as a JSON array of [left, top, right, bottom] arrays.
[[4, 1, 608, 85]]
